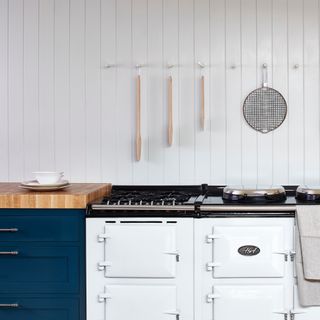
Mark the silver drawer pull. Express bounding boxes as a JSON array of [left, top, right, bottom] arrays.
[[0, 251, 19, 255], [0, 228, 18, 232], [0, 303, 19, 308]]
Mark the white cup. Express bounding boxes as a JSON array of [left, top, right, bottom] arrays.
[[33, 171, 64, 184]]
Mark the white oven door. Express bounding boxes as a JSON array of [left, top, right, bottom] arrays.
[[211, 225, 285, 278], [100, 224, 177, 278], [100, 285, 178, 320], [209, 284, 285, 320]]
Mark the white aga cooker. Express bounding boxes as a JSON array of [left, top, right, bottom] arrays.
[[86, 185, 320, 320]]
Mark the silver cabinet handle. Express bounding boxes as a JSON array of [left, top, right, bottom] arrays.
[[0, 303, 19, 308], [0, 251, 19, 255], [0, 228, 18, 232]]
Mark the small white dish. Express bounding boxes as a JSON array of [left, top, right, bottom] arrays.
[[32, 171, 64, 184], [20, 180, 70, 191], [21, 180, 69, 188]]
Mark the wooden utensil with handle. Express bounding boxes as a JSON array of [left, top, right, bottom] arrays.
[[200, 75, 205, 130], [168, 76, 173, 146], [136, 75, 141, 161]]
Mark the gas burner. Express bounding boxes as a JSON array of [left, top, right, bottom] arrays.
[[296, 185, 320, 202], [101, 189, 199, 207], [222, 185, 287, 203]]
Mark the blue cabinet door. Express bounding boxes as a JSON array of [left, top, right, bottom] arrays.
[[0, 297, 79, 320], [0, 210, 82, 242], [0, 245, 80, 293]]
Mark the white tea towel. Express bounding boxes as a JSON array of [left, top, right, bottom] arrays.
[[296, 205, 320, 306]]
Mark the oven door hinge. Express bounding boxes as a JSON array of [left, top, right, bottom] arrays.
[[98, 233, 110, 242], [207, 262, 221, 271], [98, 292, 112, 302], [98, 261, 112, 271], [207, 293, 221, 303], [206, 234, 221, 243], [290, 310, 306, 320]]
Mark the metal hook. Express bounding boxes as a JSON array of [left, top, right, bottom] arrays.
[[262, 63, 268, 69], [167, 63, 175, 69], [197, 61, 206, 68], [104, 64, 116, 69], [230, 64, 237, 69], [294, 64, 300, 69]]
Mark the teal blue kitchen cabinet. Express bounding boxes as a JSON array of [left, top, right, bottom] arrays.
[[0, 209, 85, 320]]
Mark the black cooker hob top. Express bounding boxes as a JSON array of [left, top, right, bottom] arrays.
[[102, 189, 199, 206], [87, 184, 320, 217]]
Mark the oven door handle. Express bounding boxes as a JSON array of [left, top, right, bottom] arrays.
[[164, 251, 180, 262], [273, 251, 289, 261], [164, 310, 180, 320]]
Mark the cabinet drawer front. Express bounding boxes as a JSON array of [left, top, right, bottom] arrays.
[[0, 210, 82, 242], [212, 225, 285, 278], [0, 297, 78, 320], [0, 245, 79, 293]]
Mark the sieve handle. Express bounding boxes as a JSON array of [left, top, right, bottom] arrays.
[[136, 75, 141, 161], [168, 76, 173, 146], [262, 63, 268, 87], [200, 76, 205, 130]]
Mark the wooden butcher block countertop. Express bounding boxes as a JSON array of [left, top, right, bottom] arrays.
[[0, 183, 111, 209]]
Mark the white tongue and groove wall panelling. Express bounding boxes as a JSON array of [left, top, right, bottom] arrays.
[[0, 0, 319, 185]]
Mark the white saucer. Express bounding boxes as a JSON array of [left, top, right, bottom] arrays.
[[20, 180, 70, 191]]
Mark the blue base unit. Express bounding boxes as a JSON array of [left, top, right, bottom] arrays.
[[0, 209, 85, 320], [0, 297, 79, 320]]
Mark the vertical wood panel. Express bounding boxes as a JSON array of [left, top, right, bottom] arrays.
[[69, 0, 86, 182], [225, 0, 242, 184], [163, 0, 180, 184], [3, 0, 320, 185], [85, 0, 101, 181], [256, 0, 273, 185], [179, 0, 195, 184], [39, 0, 55, 172], [100, 0, 117, 183], [148, 0, 165, 183], [194, 0, 210, 184], [116, 0, 133, 183], [210, 0, 226, 184], [0, 0, 9, 181], [288, 0, 304, 184], [272, 0, 289, 185], [241, 0, 258, 185], [8, 0, 24, 180], [54, 0, 70, 179], [304, 0, 320, 184], [132, 0, 148, 183], [23, 0, 39, 180]]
